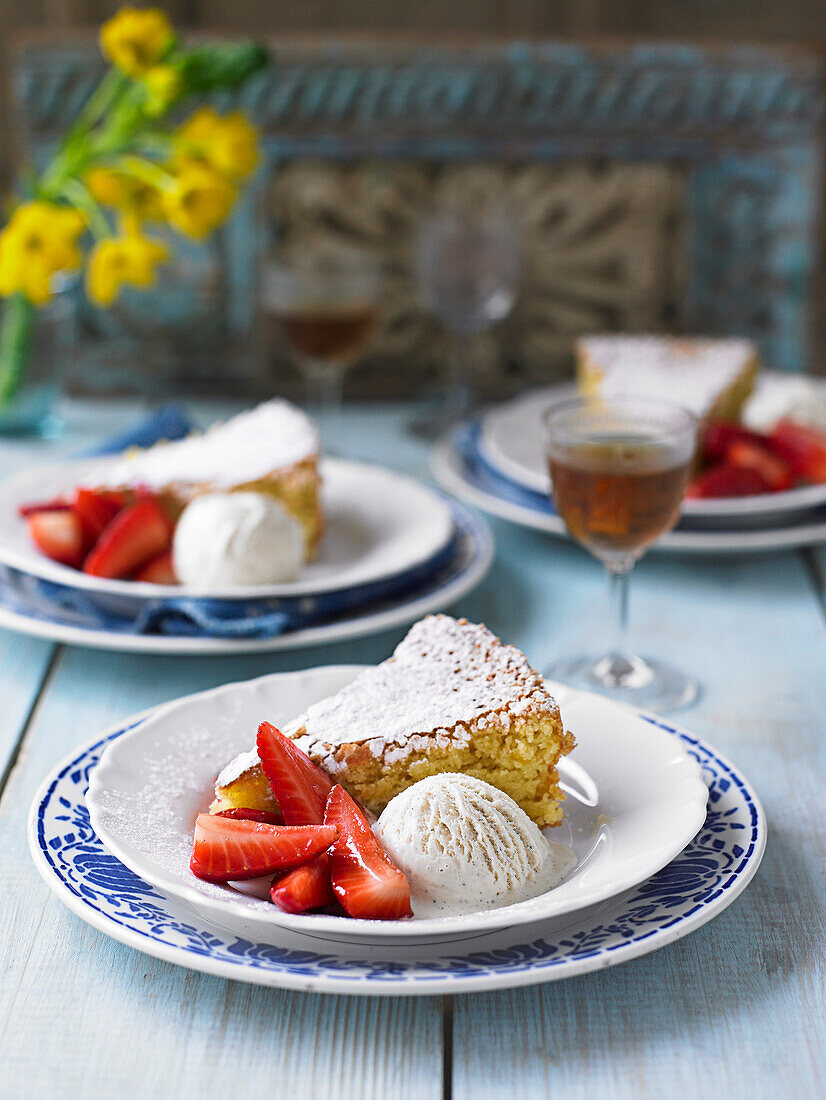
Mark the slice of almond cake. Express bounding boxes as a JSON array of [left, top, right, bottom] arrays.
[[212, 615, 575, 828]]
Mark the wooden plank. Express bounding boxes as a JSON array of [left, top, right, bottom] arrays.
[[453, 534, 826, 1099], [0, 630, 54, 784], [0, 642, 443, 1100]]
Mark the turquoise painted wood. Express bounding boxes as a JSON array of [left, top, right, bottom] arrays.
[[1, 400, 825, 1098], [12, 39, 825, 372]]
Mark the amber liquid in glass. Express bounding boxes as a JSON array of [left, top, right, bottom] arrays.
[[548, 434, 691, 558], [274, 305, 376, 362]]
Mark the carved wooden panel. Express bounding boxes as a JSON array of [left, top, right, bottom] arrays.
[[269, 159, 684, 396], [9, 35, 824, 395]]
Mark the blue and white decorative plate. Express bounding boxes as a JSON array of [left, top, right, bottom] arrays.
[[0, 499, 492, 654], [29, 700, 765, 995]]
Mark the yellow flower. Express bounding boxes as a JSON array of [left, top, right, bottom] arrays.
[[85, 166, 164, 223], [0, 202, 84, 305], [100, 7, 174, 78], [162, 160, 236, 240], [86, 231, 168, 307], [176, 108, 260, 180], [143, 64, 182, 117]]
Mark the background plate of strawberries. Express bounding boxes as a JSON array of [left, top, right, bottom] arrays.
[[478, 375, 826, 526], [85, 666, 708, 944]]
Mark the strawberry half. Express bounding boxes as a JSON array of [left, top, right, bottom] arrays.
[[702, 422, 770, 463], [727, 440, 793, 492], [769, 419, 826, 483], [134, 549, 177, 585], [83, 496, 172, 579], [214, 807, 284, 826], [17, 496, 70, 518], [685, 463, 770, 499], [256, 721, 334, 825], [270, 854, 334, 914], [189, 813, 338, 883], [26, 510, 85, 566], [324, 785, 412, 921], [71, 488, 125, 543]]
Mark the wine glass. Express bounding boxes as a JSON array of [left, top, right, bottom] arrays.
[[543, 396, 698, 711], [413, 204, 519, 436], [263, 251, 380, 425]]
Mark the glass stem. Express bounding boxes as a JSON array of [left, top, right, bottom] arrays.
[[445, 332, 471, 421], [607, 563, 632, 660]]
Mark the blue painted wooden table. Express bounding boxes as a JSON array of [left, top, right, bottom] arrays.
[[1, 400, 824, 1099]]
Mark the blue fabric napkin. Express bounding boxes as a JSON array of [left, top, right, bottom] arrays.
[[0, 406, 457, 639]]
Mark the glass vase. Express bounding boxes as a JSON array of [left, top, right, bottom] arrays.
[[0, 276, 77, 438]]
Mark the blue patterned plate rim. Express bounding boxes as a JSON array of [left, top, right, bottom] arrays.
[[28, 706, 767, 996], [0, 500, 493, 654]]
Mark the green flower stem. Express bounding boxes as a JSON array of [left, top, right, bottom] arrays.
[[57, 178, 112, 240], [0, 294, 35, 409]]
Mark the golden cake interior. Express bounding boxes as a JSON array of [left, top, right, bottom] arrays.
[[212, 615, 576, 829]]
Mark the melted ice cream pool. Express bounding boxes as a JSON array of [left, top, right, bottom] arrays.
[[374, 773, 577, 916]]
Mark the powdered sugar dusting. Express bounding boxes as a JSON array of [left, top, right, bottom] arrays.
[[289, 615, 557, 763], [579, 335, 756, 417], [215, 616, 559, 784], [95, 400, 319, 491]]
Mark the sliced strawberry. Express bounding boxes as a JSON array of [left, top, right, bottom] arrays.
[[26, 510, 85, 566], [83, 496, 172, 579], [769, 419, 826, 483], [324, 785, 412, 921], [189, 813, 338, 883], [727, 441, 793, 491], [685, 463, 771, 499], [71, 488, 125, 543], [214, 807, 284, 826], [134, 549, 178, 585], [17, 496, 70, 518], [703, 422, 771, 463], [270, 854, 334, 913], [256, 721, 334, 825]]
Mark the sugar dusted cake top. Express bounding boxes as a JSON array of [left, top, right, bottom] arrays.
[[96, 400, 319, 492], [578, 335, 756, 416], [288, 615, 558, 753], [215, 616, 559, 788]]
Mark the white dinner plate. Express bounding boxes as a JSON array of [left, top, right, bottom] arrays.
[[86, 667, 708, 944], [0, 457, 453, 601], [432, 432, 826, 554], [29, 695, 766, 996], [0, 501, 493, 654], [480, 375, 826, 524]]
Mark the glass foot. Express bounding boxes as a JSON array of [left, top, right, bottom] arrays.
[[544, 651, 698, 713]]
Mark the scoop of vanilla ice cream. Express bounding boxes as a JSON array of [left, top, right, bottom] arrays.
[[743, 376, 826, 433], [375, 773, 574, 914], [173, 492, 304, 588]]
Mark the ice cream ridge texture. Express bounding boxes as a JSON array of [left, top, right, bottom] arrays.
[[212, 615, 576, 829]]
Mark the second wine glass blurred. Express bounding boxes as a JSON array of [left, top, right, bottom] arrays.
[[414, 204, 519, 437]]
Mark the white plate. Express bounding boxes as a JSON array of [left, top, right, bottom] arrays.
[[0, 502, 493, 654], [480, 376, 826, 523], [86, 667, 707, 944], [0, 458, 453, 600], [432, 433, 826, 554]]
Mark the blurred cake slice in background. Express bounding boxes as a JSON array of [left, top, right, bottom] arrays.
[[92, 400, 323, 560], [213, 614, 575, 828], [575, 335, 759, 423]]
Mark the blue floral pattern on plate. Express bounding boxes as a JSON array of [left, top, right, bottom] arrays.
[[31, 713, 765, 991]]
